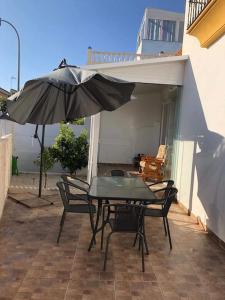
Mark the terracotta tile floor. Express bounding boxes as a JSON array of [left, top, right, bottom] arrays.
[[1, 194, 225, 300]]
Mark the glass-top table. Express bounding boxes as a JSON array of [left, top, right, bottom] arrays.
[[89, 176, 156, 201], [88, 176, 156, 251]]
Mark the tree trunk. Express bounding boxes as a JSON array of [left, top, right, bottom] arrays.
[[44, 173, 47, 189]]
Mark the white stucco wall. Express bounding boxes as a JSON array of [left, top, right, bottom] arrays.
[[13, 119, 90, 173], [138, 40, 182, 55], [177, 1, 225, 242], [0, 134, 12, 219], [98, 91, 162, 164], [85, 56, 188, 86], [0, 120, 14, 137]]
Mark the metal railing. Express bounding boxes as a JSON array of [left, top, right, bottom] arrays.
[[87, 47, 177, 65], [187, 0, 211, 28]]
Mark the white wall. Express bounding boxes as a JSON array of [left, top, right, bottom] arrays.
[[0, 134, 12, 219], [138, 40, 182, 55], [177, 0, 225, 242], [98, 91, 162, 164], [13, 119, 90, 173], [0, 120, 14, 137], [85, 56, 187, 86]]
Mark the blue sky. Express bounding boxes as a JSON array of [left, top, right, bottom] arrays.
[[0, 0, 185, 91]]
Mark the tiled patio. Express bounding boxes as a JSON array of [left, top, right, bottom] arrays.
[[1, 184, 225, 300]]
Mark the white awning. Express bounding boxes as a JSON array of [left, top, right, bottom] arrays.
[[84, 55, 188, 86]]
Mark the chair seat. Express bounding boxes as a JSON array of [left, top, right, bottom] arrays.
[[67, 204, 96, 214], [145, 208, 163, 217]]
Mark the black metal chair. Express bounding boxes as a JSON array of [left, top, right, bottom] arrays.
[[146, 180, 174, 236], [56, 181, 96, 243], [147, 179, 174, 191], [142, 187, 178, 250], [111, 169, 125, 176], [101, 203, 147, 272], [61, 175, 90, 201]]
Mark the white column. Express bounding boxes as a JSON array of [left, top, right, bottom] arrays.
[[87, 113, 101, 183], [175, 21, 180, 42]]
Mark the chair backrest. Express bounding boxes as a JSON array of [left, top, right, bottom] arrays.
[[111, 169, 125, 177], [61, 175, 89, 193], [164, 180, 174, 198], [113, 204, 144, 232], [162, 187, 178, 216], [156, 145, 167, 161], [150, 180, 174, 198], [61, 175, 71, 195], [165, 180, 174, 188], [57, 181, 70, 209]]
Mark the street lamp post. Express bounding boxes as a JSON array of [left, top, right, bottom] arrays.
[[0, 18, 20, 91], [10, 76, 16, 90]]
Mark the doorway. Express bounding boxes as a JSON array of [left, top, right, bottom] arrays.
[[160, 87, 180, 179]]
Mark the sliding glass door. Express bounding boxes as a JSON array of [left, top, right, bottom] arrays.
[[160, 87, 180, 180]]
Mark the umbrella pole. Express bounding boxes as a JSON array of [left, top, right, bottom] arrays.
[[38, 125, 45, 198]]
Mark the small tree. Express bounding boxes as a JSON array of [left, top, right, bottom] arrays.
[[51, 124, 89, 175], [72, 118, 85, 125], [34, 147, 55, 188], [0, 97, 7, 114]]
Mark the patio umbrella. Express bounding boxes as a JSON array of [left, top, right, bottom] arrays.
[[5, 59, 135, 198]]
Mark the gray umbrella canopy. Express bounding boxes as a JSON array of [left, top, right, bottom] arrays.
[[7, 59, 135, 125], [5, 59, 135, 199]]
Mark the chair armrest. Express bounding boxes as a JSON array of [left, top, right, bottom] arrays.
[[147, 180, 172, 187], [70, 175, 90, 187], [61, 181, 89, 202], [65, 179, 89, 193]]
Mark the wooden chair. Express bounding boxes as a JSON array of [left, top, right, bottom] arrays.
[[139, 145, 167, 181]]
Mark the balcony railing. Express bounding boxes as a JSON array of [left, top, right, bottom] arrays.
[[87, 47, 177, 65], [187, 0, 212, 28]]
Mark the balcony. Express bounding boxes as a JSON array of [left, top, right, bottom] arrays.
[[187, 0, 225, 47], [187, 0, 211, 28], [87, 47, 177, 65]]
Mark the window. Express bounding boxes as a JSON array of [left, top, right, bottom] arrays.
[[148, 19, 176, 42]]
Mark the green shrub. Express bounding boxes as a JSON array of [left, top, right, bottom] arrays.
[[0, 97, 7, 114], [72, 118, 85, 125], [51, 124, 89, 174]]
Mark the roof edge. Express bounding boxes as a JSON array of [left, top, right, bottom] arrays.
[[83, 55, 189, 70]]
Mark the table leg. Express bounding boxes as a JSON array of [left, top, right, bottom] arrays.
[[88, 199, 102, 251]]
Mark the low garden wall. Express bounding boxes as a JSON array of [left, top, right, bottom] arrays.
[[0, 134, 12, 219]]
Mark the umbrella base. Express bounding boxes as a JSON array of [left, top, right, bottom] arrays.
[[8, 192, 57, 208]]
